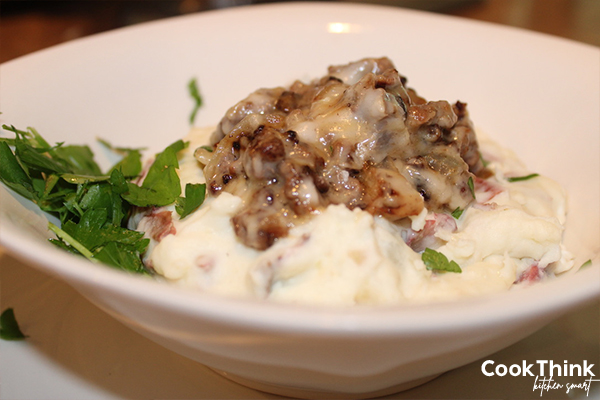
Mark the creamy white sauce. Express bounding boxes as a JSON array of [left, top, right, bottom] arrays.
[[136, 126, 575, 305]]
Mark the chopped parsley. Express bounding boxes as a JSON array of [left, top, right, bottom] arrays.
[[0, 308, 27, 341], [467, 176, 476, 199], [422, 248, 462, 273], [188, 77, 203, 125], [0, 124, 206, 274], [506, 173, 539, 182], [451, 207, 464, 219], [122, 140, 188, 208], [176, 183, 207, 219]]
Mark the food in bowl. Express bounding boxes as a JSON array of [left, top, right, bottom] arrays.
[[128, 57, 575, 305], [0, 57, 575, 306]]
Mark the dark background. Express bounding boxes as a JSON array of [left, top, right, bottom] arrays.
[[1, 0, 598, 63]]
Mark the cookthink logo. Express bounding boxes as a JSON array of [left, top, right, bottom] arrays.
[[481, 359, 598, 397]]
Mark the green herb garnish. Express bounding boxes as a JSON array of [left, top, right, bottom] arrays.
[[49, 208, 150, 273], [0, 308, 27, 340], [176, 183, 207, 219], [122, 140, 188, 207], [188, 77, 203, 125], [0, 125, 206, 274], [580, 259, 592, 269], [451, 207, 464, 219], [98, 138, 145, 178], [506, 173, 539, 182], [467, 176, 475, 199], [422, 248, 462, 273]]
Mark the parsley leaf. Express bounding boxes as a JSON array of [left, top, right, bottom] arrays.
[[0, 141, 37, 201], [52, 144, 103, 176], [13, 135, 69, 174], [49, 210, 150, 274], [467, 176, 475, 199], [422, 248, 462, 273], [451, 207, 464, 219], [48, 222, 97, 261], [61, 209, 145, 252], [176, 183, 207, 219], [109, 149, 143, 178], [122, 140, 187, 207], [0, 308, 27, 341], [506, 173, 539, 182], [188, 78, 203, 125], [98, 138, 144, 178], [94, 241, 149, 274]]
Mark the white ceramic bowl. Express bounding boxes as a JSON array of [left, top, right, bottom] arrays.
[[1, 3, 598, 398]]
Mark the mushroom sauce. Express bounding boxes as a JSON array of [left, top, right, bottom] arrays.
[[132, 58, 575, 305]]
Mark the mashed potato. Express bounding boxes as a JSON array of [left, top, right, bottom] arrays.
[[136, 126, 573, 306]]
